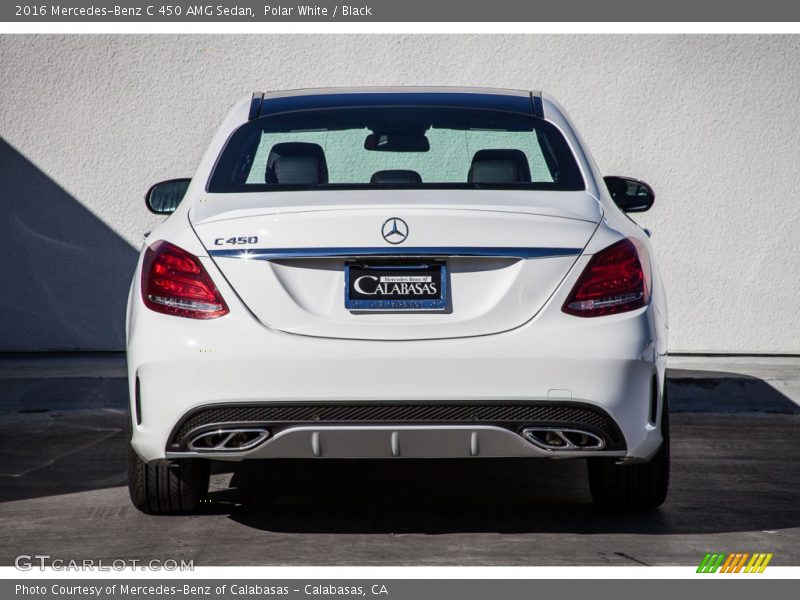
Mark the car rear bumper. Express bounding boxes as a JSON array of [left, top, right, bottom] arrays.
[[128, 299, 666, 463]]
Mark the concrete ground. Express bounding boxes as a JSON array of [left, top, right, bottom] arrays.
[[0, 353, 798, 566]]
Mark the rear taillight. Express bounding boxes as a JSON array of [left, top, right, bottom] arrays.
[[141, 241, 229, 319], [562, 238, 651, 317]]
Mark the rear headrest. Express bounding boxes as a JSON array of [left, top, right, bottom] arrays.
[[468, 149, 531, 183], [266, 142, 328, 185], [370, 170, 423, 185]]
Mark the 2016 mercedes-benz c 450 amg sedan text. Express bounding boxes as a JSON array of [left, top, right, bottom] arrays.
[[127, 87, 669, 514]]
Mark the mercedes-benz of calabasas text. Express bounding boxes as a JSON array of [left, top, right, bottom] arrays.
[[127, 87, 669, 513]]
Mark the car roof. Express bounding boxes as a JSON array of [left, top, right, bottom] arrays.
[[251, 87, 544, 119]]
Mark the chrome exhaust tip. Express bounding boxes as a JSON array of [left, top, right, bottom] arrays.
[[522, 427, 605, 451], [187, 428, 270, 452]]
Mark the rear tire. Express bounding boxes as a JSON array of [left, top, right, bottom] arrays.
[[587, 385, 670, 511], [128, 443, 210, 515]]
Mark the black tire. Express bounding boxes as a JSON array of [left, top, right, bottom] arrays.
[[587, 385, 670, 511], [128, 443, 210, 515]]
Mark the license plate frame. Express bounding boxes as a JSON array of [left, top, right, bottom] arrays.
[[345, 262, 447, 312]]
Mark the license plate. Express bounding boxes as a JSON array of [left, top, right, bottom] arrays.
[[345, 263, 447, 311]]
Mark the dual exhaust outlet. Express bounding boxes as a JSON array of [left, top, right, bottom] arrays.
[[522, 427, 605, 450], [187, 428, 270, 451], [186, 425, 606, 453]]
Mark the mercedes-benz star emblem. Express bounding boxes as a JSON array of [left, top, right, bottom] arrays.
[[381, 217, 409, 245]]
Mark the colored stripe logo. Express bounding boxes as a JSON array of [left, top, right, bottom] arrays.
[[697, 552, 773, 573]]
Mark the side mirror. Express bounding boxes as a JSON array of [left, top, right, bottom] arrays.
[[604, 176, 655, 213], [145, 179, 191, 215]]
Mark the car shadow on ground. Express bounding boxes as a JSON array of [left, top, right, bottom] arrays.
[[217, 458, 622, 534], [218, 408, 800, 535], [217, 371, 800, 535]]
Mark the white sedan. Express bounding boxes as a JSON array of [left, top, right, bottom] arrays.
[[127, 87, 669, 514]]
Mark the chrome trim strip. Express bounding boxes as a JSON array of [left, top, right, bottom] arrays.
[[208, 246, 582, 260]]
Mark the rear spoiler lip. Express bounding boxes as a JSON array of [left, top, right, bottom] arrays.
[[247, 89, 545, 120]]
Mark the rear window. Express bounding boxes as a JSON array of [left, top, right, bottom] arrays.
[[207, 106, 585, 193]]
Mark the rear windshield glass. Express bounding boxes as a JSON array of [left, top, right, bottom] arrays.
[[207, 107, 585, 192]]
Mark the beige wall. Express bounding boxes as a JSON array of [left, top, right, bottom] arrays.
[[1, 35, 799, 352]]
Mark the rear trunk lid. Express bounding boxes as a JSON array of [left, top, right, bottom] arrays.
[[191, 190, 601, 340]]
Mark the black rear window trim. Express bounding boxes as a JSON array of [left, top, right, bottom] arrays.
[[204, 182, 586, 193]]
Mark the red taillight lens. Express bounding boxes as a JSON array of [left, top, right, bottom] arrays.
[[562, 238, 651, 317], [142, 241, 229, 319]]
